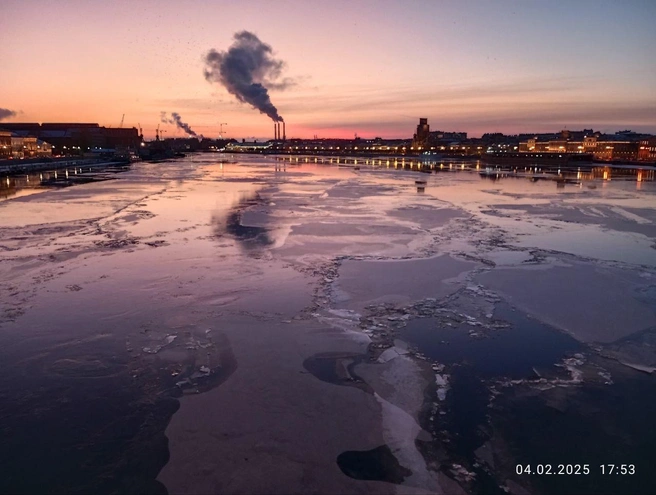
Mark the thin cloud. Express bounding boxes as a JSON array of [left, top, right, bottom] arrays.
[[0, 107, 18, 121]]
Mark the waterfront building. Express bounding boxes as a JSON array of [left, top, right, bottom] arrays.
[[226, 141, 272, 153], [411, 118, 430, 150], [7, 133, 52, 158], [583, 136, 598, 153], [0, 123, 140, 155], [35, 139, 53, 157], [518, 129, 648, 161], [593, 141, 640, 162], [11, 134, 24, 158], [638, 137, 656, 162], [0, 130, 11, 158]]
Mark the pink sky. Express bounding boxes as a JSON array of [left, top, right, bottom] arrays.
[[1, 0, 654, 139]]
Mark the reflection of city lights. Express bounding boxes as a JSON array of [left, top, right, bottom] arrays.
[[637, 171, 642, 182], [603, 171, 609, 180]]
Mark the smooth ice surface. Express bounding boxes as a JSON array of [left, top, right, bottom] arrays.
[[475, 261, 656, 343], [334, 255, 479, 310]]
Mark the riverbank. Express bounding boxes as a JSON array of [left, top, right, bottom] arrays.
[[0, 157, 130, 176]]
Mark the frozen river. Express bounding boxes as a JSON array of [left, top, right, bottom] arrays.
[[1, 154, 655, 494]]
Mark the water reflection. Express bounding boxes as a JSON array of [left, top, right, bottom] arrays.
[[1, 165, 131, 201], [212, 191, 273, 253], [272, 155, 655, 185]]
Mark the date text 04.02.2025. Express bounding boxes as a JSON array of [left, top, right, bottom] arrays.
[[515, 464, 636, 476]]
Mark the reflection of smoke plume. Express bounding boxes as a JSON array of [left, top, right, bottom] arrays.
[[203, 31, 288, 122], [160, 111, 199, 137], [211, 191, 273, 254], [0, 108, 18, 121]]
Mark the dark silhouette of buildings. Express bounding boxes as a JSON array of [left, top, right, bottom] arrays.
[[412, 118, 430, 149], [0, 123, 140, 155]]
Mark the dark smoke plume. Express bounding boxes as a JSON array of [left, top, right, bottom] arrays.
[[0, 108, 18, 121], [203, 31, 287, 122], [160, 111, 198, 137]]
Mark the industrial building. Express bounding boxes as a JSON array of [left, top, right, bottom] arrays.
[[0, 130, 11, 158], [638, 137, 656, 162], [0, 123, 140, 156], [518, 129, 651, 162]]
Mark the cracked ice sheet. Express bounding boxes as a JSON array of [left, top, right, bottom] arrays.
[[515, 226, 656, 266], [413, 174, 656, 264], [475, 258, 656, 343], [485, 203, 656, 237], [0, 181, 165, 228], [266, 184, 460, 261], [334, 254, 481, 311]]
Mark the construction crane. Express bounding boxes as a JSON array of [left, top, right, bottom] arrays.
[[119, 114, 125, 128]]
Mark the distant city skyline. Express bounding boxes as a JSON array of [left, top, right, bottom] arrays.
[[1, 0, 655, 139]]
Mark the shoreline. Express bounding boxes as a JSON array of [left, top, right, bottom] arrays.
[[0, 157, 130, 176]]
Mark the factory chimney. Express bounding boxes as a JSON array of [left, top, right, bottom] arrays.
[[283, 121, 286, 141], [274, 122, 277, 141]]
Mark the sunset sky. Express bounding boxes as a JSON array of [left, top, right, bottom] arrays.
[[2, 0, 655, 140]]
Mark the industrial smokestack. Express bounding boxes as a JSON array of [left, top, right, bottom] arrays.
[[274, 122, 277, 141], [283, 121, 286, 141], [203, 31, 290, 123]]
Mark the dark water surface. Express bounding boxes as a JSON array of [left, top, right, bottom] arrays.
[[493, 371, 656, 495], [0, 338, 176, 494], [400, 303, 582, 379], [400, 303, 656, 494]]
